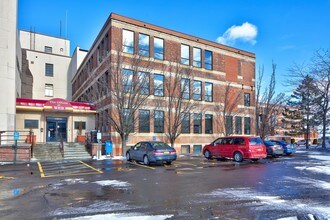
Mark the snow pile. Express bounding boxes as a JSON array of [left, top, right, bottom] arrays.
[[61, 213, 173, 220], [93, 180, 130, 188]]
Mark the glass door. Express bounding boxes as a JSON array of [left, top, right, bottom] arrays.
[[46, 117, 67, 142]]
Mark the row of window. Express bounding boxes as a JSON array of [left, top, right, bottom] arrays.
[[24, 120, 86, 130], [122, 69, 214, 102], [132, 109, 251, 135], [122, 29, 213, 70]]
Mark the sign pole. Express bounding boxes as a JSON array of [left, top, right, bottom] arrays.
[[13, 132, 19, 164]]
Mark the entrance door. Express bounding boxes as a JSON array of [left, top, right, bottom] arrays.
[[46, 117, 67, 142]]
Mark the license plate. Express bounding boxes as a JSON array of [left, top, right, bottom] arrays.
[[164, 151, 169, 154]]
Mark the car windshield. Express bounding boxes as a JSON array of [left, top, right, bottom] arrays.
[[249, 137, 263, 145], [151, 142, 171, 149]]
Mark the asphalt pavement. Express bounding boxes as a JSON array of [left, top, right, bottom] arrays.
[[1, 148, 330, 219]]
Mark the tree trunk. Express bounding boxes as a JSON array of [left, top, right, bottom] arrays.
[[322, 115, 327, 148], [121, 134, 127, 156]]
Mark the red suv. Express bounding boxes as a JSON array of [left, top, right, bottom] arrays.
[[203, 136, 267, 162]]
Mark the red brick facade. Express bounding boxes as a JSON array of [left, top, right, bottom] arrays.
[[72, 13, 256, 156]]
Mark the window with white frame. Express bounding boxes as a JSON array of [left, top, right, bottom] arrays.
[[45, 84, 53, 97]]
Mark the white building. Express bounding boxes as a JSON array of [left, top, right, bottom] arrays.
[[19, 30, 72, 100], [0, 0, 21, 132]]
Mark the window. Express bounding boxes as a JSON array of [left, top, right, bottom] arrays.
[[204, 50, 213, 70], [74, 121, 86, 130], [205, 82, 213, 102], [44, 46, 52, 53], [24, 119, 38, 129], [139, 110, 150, 133], [122, 69, 134, 93], [181, 113, 190, 133], [45, 84, 53, 97], [124, 108, 134, 132], [225, 116, 233, 135], [244, 117, 251, 135], [45, 63, 54, 76], [181, 145, 190, 154], [194, 113, 202, 134], [138, 72, 149, 95], [139, 34, 150, 57], [193, 80, 202, 101], [244, 93, 251, 106], [181, 78, 190, 99], [122, 30, 134, 54], [154, 37, 164, 60], [154, 110, 164, 133], [154, 74, 164, 96], [181, 44, 190, 65], [193, 47, 201, 67], [105, 34, 109, 54], [193, 145, 202, 154], [205, 114, 213, 134], [235, 116, 242, 134], [97, 46, 101, 64]]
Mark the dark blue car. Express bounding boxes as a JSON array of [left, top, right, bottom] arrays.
[[126, 141, 177, 165], [270, 140, 296, 155]]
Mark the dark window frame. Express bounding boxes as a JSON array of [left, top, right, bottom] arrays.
[[181, 113, 190, 134], [154, 110, 164, 133], [44, 46, 52, 53], [154, 37, 164, 60], [244, 93, 251, 106], [139, 109, 150, 133], [204, 50, 213, 70], [181, 44, 190, 65], [244, 117, 251, 135], [122, 69, 134, 93], [138, 71, 150, 95], [138, 33, 150, 57], [74, 121, 86, 130], [205, 114, 213, 134], [193, 113, 202, 134], [181, 78, 190, 100], [154, 74, 164, 96], [235, 116, 242, 134], [45, 63, 54, 77], [193, 47, 202, 68], [193, 80, 202, 101], [205, 82, 213, 102], [122, 29, 134, 54], [24, 119, 38, 129]]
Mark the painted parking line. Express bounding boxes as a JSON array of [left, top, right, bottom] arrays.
[[173, 161, 198, 166], [37, 161, 103, 178], [127, 161, 155, 170]]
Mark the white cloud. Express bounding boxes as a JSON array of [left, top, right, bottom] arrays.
[[216, 22, 258, 46]]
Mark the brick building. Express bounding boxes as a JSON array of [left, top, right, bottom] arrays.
[[72, 13, 256, 156]]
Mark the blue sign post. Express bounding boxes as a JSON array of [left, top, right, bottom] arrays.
[[13, 132, 19, 164]]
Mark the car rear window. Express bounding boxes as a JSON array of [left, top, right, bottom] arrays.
[[151, 142, 171, 149], [249, 138, 263, 145]]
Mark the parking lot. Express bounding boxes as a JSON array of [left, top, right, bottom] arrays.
[[1, 149, 330, 219]]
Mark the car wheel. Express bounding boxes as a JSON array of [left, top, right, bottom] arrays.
[[204, 150, 211, 159], [286, 153, 292, 156], [126, 152, 131, 161], [166, 161, 172, 165], [233, 152, 243, 162], [143, 155, 150, 165]]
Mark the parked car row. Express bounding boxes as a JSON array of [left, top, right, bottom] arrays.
[[125, 136, 297, 166]]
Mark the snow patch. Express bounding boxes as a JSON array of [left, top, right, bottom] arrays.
[[308, 155, 330, 161], [61, 213, 173, 220], [285, 177, 330, 190], [295, 165, 330, 175], [93, 180, 130, 188]]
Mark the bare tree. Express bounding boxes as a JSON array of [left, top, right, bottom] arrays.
[[154, 61, 198, 147], [256, 62, 286, 140], [311, 49, 330, 148], [87, 46, 155, 155], [214, 83, 244, 136]]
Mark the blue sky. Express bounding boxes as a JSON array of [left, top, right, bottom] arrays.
[[18, 0, 330, 94]]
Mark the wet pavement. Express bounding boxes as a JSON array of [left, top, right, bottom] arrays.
[[1, 149, 330, 219]]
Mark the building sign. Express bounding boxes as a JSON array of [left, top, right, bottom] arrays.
[[44, 98, 73, 112]]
